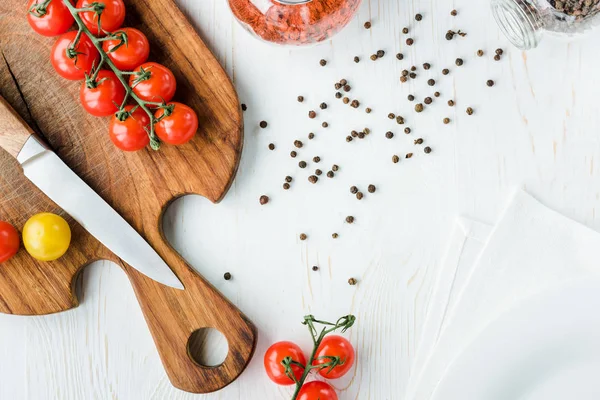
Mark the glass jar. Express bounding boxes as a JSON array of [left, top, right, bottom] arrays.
[[227, 0, 362, 46], [491, 0, 600, 50]]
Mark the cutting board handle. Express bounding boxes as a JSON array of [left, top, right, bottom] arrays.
[[0, 96, 34, 158], [124, 253, 257, 393]]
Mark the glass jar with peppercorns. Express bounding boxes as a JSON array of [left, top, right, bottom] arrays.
[[227, 0, 362, 46], [492, 0, 600, 50]]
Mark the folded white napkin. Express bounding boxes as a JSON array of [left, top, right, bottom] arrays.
[[407, 189, 600, 400]]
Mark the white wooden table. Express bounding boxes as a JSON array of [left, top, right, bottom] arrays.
[[2, 0, 600, 398]]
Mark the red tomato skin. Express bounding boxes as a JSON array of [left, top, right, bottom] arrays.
[[297, 381, 338, 400], [27, 0, 75, 37], [0, 221, 20, 263], [313, 335, 355, 379], [130, 62, 177, 104], [263, 341, 307, 385], [102, 28, 150, 71], [51, 31, 100, 80], [76, 0, 125, 36], [109, 106, 150, 151], [154, 103, 198, 145], [80, 70, 125, 117]]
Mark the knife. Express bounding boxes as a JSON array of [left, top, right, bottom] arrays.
[[0, 96, 184, 290]]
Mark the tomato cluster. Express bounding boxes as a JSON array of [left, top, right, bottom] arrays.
[[264, 335, 355, 400], [27, 0, 198, 151]]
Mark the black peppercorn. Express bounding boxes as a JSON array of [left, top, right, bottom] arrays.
[[351, 130, 358, 137], [392, 155, 400, 163], [356, 192, 364, 200], [448, 99, 455, 107], [308, 132, 314, 140], [332, 164, 339, 172], [414, 138, 423, 145], [400, 76, 408, 83], [343, 85, 351, 92], [357, 131, 365, 139], [434, 91, 440, 97], [445, 31, 454, 40], [348, 277, 357, 286], [346, 136, 353, 142], [424, 97, 432, 105], [268, 143, 275, 150], [495, 48, 503, 55], [224, 272, 232, 280], [424, 146, 432, 154], [477, 49, 484, 57], [364, 21, 371, 29], [494, 54, 501, 61], [409, 72, 417, 79], [327, 171, 334, 178], [396, 53, 404, 60], [385, 131, 394, 139], [415, 103, 424, 112], [411, 66, 417, 71], [259, 121, 268, 128], [443, 117, 450, 124], [285, 176, 292, 183], [451, 9, 457, 16], [290, 151, 297, 158], [312, 265, 319, 271], [343, 97, 350, 104], [442, 68, 449, 75], [283, 183, 290, 190], [351, 100, 360, 108], [300, 233, 307, 240], [332, 233, 339, 239], [241, 103, 247, 111], [376, 50, 385, 58], [308, 110, 316, 118], [388, 113, 395, 119], [297, 96, 304, 102], [346, 216, 354, 224], [466, 107, 474, 115], [406, 153, 413, 159], [335, 83, 342, 90], [315, 169, 322, 176], [370, 54, 378, 61], [455, 58, 464, 66], [320, 59, 327, 66], [415, 13, 423, 21], [313, 156, 321, 163], [402, 27, 409, 34], [259, 195, 269, 205], [408, 94, 415, 101], [404, 127, 411, 134], [427, 79, 435, 86], [299, 161, 307, 168], [320, 102, 327, 109], [350, 186, 358, 194], [406, 38, 414, 46], [396, 116, 405, 124], [423, 62, 431, 70], [354, 56, 360, 63], [368, 184, 376, 193], [340, 79, 347, 86], [294, 140, 303, 148], [486, 79, 495, 87], [308, 175, 318, 184], [322, 122, 328, 128]]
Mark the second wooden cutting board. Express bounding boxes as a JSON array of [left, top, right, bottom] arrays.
[[0, 0, 256, 394]]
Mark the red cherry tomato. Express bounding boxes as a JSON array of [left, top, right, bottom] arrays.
[[102, 28, 150, 71], [80, 70, 125, 117], [27, 0, 74, 37], [108, 106, 150, 151], [313, 335, 355, 379], [264, 341, 306, 385], [0, 221, 20, 263], [297, 381, 338, 400], [76, 0, 125, 36], [130, 62, 176, 105], [51, 31, 100, 80], [154, 103, 198, 145]]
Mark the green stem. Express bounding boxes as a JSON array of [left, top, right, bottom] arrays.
[[61, 0, 161, 150]]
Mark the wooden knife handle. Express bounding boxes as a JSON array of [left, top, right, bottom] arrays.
[[122, 251, 257, 394], [0, 96, 34, 158]]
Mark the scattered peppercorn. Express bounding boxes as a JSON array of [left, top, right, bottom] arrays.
[[427, 79, 435, 86], [351, 130, 358, 137], [396, 116, 405, 124], [455, 58, 464, 66], [320, 59, 327, 66], [308, 110, 316, 118], [285, 176, 292, 183], [308, 132, 315, 140], [268, 143, 275, 150], [396, 53, 404, 60], [335, 83, 342, 90], [402, 69, 409, 76], [445, 31, 455, 40], [404, 127, 411, 134], [335, 92, 342, 99], [300, 233, 307, 240], [224, 272, 232, 280], [370, 54, 378, 61], [406, 38, 414, 46], [466, 107, 474, 115], [364, 21, 371, 29], [357, 131, 365, 139], [363, 128, 370, 135], [259, 195, 269, 205], [376, 50, 385, 58], [343, 97, 350, 104], [415, 13, 423, 21], [327, 171, 334, 178], [448, 99, 455, 107], [312, 265, 319, 271], [241, 104, 247, 111], [343, 85, 351, 92], [294, 140, 303, 148], [406, 153, 413, 159], [354, 56, 360, 63], [315, 169, 322, 176], [297, 96, 304, 102], [368, 184, 376, 193], [308, 175, 318, 184], [348, 277, 357, 286], [290, 151, 297, 158], [332, 164, 339, 172], [411, 66, 417, 71], [415, 103, 424, 112], [409, 72, 417, 79], [313, 156, 321, 163], [340, 79, 347, 86], [477, 49, 484, 57], [392, 155, 400, 163], [424, 146, 432, 154], [346, 216, 354, 223], [260, 121, 268, 128], [408, 94, 415, 101], [451, 9, 457, 16], [414, 138, 424, 145], [423, 63, 431, 70], [350, 186, 358, 194], [400, 76, 408, 83], [443, 117, 450, 124], [388, 113, 395, 119], [320, 102, 328, 109], [402, 27, 409, 34], [351, 100, 360, 108], [322, 122, 329, 128], [434, 91, 440, 97], [495, 48, 504, 55], [283, 183, 290, 190], [332, 233, 339, 239], [494, 54, 501, 61], [486, 79, 495, 87], [424, 97, 432, 105], [299, 161, 307, 168], [356, 192, 364, 200], [346, 136, 353, 142], [442, 68, 449, 75]]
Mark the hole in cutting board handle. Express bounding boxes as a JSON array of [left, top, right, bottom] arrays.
[[187, 327, 229, 367]]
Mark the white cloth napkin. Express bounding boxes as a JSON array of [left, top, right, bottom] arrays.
[[407, 189, 600, 400]]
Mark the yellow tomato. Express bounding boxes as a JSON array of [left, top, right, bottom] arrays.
[[23, 213, 71, 261]]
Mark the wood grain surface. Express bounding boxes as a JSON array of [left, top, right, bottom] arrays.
[[0, 0, 256, 394]]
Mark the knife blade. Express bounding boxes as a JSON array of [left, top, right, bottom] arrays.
[[8, 129, 184, 290]]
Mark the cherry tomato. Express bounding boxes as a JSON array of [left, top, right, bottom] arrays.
[[51, 31, 100, 80], [313, 335, 355, 379], [154, 103, 198, 145], [109, 105, 150, 151], [264, 341, 306, 385], [0, 221, 20, 263], [76, 0, 125, 36], [130, 62, 176, 105], [102, 28, 150, 71], [27, 0, 74, 37], [80, 70, 125, 117], [297, 381, 338, 400], [23, 213, 71, 262]]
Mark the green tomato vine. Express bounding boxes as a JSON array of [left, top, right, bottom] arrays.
[[29, 0, 166, 150]]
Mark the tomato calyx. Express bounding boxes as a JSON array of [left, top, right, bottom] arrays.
[[130, 65, 153, 87], [28, 0, 53, 17], [103, 30, 128, 53]]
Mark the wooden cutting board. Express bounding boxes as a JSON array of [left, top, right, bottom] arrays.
[[0, 0, 256, 394]]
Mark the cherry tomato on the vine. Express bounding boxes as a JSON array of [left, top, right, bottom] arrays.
[[51, 31, 100, 80], [27, 0, 75, 37], [80, 70, 125, 117], [313, 335, 355, 379], [130, 62, 177, 105], [22, 213, 71, 262], [264, 341, 306, 386], [103, 28, 150, 71], [109, 105, 150, 152], [0, 221, 20, 264], [76, 0, 125, 36], [154, 103, 198, 145], [297, 381, 338, 400]]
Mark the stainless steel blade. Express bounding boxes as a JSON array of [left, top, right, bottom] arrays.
[[17, 136, 184, 290]]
